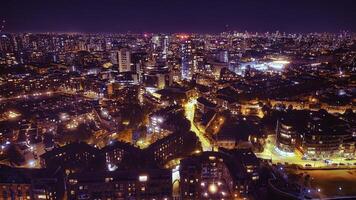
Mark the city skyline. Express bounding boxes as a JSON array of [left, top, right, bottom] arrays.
[[1, 0, 356, 33]]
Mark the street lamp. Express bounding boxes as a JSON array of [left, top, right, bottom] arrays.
[[28, 160, 35, 167], [208, 183, 218, 194]]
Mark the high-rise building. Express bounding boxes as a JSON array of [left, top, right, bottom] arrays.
[[162, 35, 169, 59], [179, 151, 250, 199], [218, 50, 229, 63], [110, 51, 119, 65], [181, 39, 193, 80], [0, 34, 13, 52], [152, 35, 160, 50], [118, 48, 131, 72]]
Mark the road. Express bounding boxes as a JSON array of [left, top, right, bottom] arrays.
[[184, 99, 212, 151], [256, 135, 356, 168]]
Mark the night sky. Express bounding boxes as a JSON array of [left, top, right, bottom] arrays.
[[1, 0, 356, 33]]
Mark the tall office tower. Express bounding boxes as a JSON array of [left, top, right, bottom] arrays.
[[181, 39, 193, 80], [110, 51, 119, 65], [162, 35, 169, 59], [152, 35, 160, 50], [218, 50, 229, 63], [0, 34, 14, 52], [143, 62, 172, 89], [118, 48, 131, 72]]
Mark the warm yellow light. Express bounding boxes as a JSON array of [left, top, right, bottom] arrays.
[[208, 183, 218, 194], [273, 60, 290, 64], [7, 111, 20, 119]]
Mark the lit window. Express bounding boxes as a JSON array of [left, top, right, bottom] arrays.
[[138, 175, 148, 182]]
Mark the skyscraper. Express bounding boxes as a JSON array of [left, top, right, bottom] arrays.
[[118, 48, 131, 72], [181, 38, 193, 80], [218, 50, 228, 63], [162, 35, 169, 59], [110, 51, 119, 65]]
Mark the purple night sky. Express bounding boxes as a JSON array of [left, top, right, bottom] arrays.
[[1, 0, 356, 33]]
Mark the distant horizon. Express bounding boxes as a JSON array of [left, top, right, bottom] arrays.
[[1, 0, 355, 33], [1, 30, 355, 35]]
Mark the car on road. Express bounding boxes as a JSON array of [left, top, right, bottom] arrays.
[[324, 159, 332, 164]]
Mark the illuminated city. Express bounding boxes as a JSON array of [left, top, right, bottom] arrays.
[[0, 0, 355, 199]]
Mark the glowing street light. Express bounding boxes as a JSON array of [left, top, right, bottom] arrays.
[[28, 160, 36, 167], [208, 183, 218, 194]]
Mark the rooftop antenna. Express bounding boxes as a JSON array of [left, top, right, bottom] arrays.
[[0, 19, 6, 33], [224, 24, 230, 33]]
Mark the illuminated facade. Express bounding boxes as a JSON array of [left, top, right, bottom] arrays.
[[148, 114, 165, 135], [101, 141, 141, 171], [67, 169, 171, 200], [118, 48, 131, 73], [181, 38, 194, 80], [40, 142, 104, 174], [276, 111, 355, 159], [147, 131, 200, 165], [302, 117, 355, 159], [179, 152, 250, 199], [275, 119, 297, 153], [0, 165, 65, 200]]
